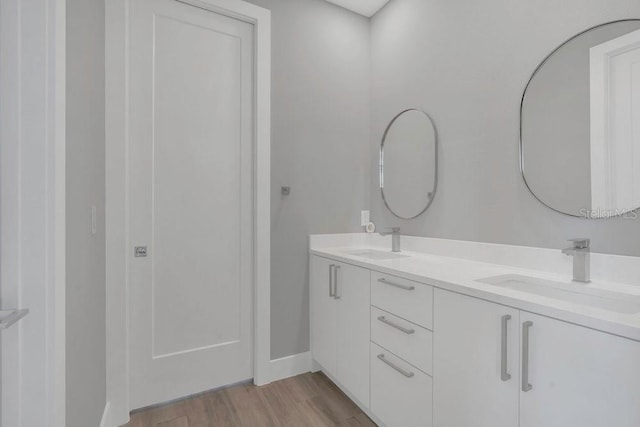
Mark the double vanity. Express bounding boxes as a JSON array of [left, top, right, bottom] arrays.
[[309, 233, 640, 427], [306, 17, 640, 427]]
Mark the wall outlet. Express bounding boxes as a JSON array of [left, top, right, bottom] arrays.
[[360, 210, 370, 227]]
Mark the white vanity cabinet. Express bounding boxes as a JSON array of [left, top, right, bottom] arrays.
[[434, 288, 640, 427], [309, 255, 371, 407], [310, 249, 640, 427], [433, 289, 520, 427], [310, 255, 338, 377], [519, 311, 640, 427], [310, 256, 433, 426]]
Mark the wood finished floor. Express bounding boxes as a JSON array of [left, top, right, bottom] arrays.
[[122, 372, 377, 427]]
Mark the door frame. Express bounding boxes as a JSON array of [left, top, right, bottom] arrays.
[[105, 0, 271, 425], [0, 0, 66, 426], [589, 27, 640, 213]]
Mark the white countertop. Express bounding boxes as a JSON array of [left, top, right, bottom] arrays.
[[310, 243, 640, 342]]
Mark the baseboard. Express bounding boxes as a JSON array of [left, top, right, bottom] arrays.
[[100, 354, 311, 425], [100, 400, 131, 427], [100, 401, 111, 427], [269, 351, 312, 382]]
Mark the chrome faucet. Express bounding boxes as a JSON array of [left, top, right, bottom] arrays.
[[379, 227, 401, 252], [561, 238, 590, 283]]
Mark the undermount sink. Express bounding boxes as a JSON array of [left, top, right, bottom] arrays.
[[478, 274, 640, 314], [340, 249, 410, 261]]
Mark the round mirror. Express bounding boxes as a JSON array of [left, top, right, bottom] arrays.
[[380, 109, 437, 219], [521, 19, 640, 218]]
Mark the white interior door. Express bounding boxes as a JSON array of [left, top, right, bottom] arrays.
[[590, 28, 640, 213], [129, 0, 255, 409]]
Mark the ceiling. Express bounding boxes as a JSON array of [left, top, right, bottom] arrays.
[[323, 0, 390, 17]]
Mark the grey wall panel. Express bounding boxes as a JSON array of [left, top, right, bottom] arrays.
[[247, 0, 372, 359]]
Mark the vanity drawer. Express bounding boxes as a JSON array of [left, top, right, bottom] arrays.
[[371, 307, 432, 375], [371, 271, 433, 330], [371, 342, 433, 427]]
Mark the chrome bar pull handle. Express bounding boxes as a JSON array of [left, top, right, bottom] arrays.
[[377, 354, 414, 378], [501, 314, 512, 381], [329, 264, 335, 297], [378, 278, 415, 291], [333, 265, 341, 299], [378, 316, 415, 335], [522, 321, 533, 392]]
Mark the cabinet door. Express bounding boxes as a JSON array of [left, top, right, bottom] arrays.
[[336, 263, 371, 407], [433, 289, 520, 427], [309, 255, 337, 377], [520, 312, 640, 427]]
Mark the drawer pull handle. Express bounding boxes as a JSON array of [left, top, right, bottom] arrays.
[[378, 278, 415, 291], [333, 265, 341, 300], [329, 265, 335, 297], [522, 321, 533, 392], [377, 316, 415, 335], [377, 354, 415, 378], [501, 314, 511, 381]]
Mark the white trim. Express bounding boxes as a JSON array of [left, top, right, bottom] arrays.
[[270, 352, 312, 383], [51, 1, 67, 425], [0, 3, 23, 426], [105, 1, 131, 424], [251, 0, 272, 388], [105, 0, 271, 424], [99, 402, 112, 427], [0, 0, 66, 425]]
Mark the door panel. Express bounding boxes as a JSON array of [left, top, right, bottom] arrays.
[[129, 0, 254, 408], [520, 312, 640, 427], [433, 289, 519, 427], [152, 13, 245, 357]]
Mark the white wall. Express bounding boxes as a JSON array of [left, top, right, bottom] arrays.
[[66, 0, 106, 425], [370, 0, 640, 257], [247, 0, 372, 359]]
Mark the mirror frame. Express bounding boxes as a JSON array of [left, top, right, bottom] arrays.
[[380, 108, 438, 220], [519, 19, 640, 218]]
